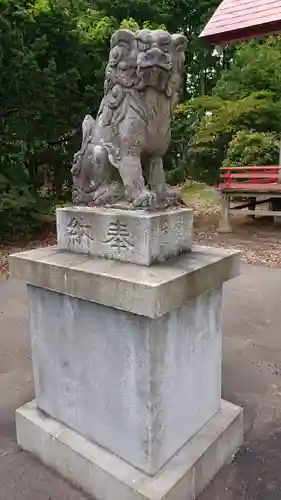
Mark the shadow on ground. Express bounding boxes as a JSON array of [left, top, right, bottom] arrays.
[[1, 264, 281, 499]]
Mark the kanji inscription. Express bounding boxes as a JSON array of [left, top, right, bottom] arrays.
[[65, 217, 94, 244], [103, 220, 133, 251]]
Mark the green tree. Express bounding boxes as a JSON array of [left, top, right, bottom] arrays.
[[223, 131, 280, 169], [93, 0, 226, 97], [0, 0, 115, 236], [178, 39, 281, 183], [190, 92, 281, 182], [216, 37, 281, 100]]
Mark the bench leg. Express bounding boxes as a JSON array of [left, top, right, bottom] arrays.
[[248, 197, 256, 219], [218, 194, 232, 233], [271, 198, 281, 227]]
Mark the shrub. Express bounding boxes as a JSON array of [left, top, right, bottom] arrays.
[[223, 131, 280, 169]]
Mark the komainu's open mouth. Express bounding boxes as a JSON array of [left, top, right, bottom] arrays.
[[137, 47, 172, 72]]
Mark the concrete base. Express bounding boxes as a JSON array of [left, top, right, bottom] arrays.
[[16, 400, 243, 500]]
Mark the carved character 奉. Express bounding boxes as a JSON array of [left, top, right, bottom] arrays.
[[71, 29, 187, 209]]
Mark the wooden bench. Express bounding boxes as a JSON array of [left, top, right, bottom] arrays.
[[218, 166, 281, 231]]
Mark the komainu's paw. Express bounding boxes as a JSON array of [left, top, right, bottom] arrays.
[[160, 187, 186, 207], [132, 189, 157, 208], [90, 182, 124, 206]]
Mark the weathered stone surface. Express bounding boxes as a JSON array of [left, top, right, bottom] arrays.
[[71, 29, 187, 209], [56, 206, 193, 266], [27, 284, 222, 475], [9, 245, 240, 318], [16, 399, 243, 500], [11, 239, 242, 494]]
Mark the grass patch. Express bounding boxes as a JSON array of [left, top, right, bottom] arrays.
[[181, 182, 220, 207]]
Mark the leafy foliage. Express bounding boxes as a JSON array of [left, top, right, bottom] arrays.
[[223, 131, 280, 169], [166, 99, 214, 184], [0, 0, 115, 236], [216, 37, 281, 100], [94, 0, 225, 97], [172, 39, 281, 184], [0, 188, 55, 238]]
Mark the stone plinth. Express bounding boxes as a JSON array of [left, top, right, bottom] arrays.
[[10, 228, 243, 498], [56, 206, 193, 266], [16, 399, 243, 500]]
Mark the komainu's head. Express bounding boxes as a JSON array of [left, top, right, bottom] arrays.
[[105, 28, 187, 97]]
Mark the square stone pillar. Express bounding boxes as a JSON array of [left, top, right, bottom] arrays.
[[10, 207, 243, 500]]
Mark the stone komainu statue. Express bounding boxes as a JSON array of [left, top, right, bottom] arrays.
[[71, 29, 187, 209]]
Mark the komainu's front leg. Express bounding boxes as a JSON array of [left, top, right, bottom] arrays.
[[148, 156, 183, 207], [119, 155, 156, 208]]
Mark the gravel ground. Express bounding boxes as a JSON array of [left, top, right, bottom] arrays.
[[192, 201, 281, 268], [0, 230, 56, 279]]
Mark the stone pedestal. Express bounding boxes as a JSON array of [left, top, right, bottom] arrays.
[[10, 207, 243, 500], [56, 206, 193, 266]]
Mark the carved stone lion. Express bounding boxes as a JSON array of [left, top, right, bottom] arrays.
[[71, 29, 187, 209]]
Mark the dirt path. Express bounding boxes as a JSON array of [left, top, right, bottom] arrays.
[[186, 184, 281, 267], [0, 230, 56, 280], [195, 214, 281, 267]]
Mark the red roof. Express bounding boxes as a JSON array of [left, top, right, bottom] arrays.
[[200, 0, 281, 44]]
